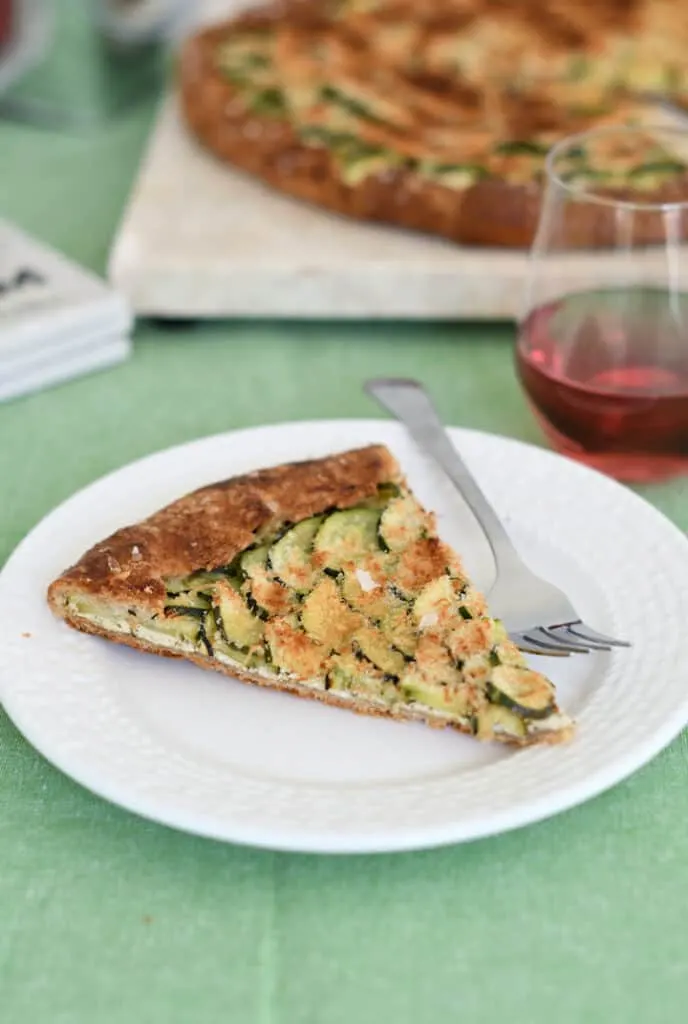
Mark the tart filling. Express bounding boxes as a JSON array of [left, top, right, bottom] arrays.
[[62, 482, 572, 745]]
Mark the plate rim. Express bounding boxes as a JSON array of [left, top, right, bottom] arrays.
[[2, 419, 688, 854]]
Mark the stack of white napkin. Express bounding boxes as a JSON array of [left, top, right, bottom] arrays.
[[0, 220, 132, 402]]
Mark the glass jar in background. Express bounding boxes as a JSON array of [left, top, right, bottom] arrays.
[[516, 125, 688, 483], [0, 0, 189, 128]]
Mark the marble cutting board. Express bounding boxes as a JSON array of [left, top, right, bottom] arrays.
[[108, 0, 679, 321]]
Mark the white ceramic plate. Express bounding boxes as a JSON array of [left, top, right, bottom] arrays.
[[2, 421, 688, 854]]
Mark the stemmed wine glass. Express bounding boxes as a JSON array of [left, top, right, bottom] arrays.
[[516, 124, 688, 483]]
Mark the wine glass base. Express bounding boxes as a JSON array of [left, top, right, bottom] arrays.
[[535, 420, 688, 483], [555, 448, 688, 484]]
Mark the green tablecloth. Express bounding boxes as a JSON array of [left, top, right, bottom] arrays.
[[2, 100, 688, 1024]]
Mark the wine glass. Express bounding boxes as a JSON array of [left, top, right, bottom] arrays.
[[516, 124, 688, 483]]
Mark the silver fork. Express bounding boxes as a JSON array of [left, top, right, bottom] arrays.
[[365, 378, 630, 657]]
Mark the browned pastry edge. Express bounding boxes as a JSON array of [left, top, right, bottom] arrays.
[[47, 444, 400, 614], [46, 440, 574, 747], [178, 13, 688, 249], [177, 14, 544, 248], [56, 612, 573, 746]]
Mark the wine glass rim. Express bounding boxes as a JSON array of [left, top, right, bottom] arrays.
[[545, 124, 688, 212]]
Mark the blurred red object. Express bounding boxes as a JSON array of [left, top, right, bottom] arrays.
[[0, 0, 13, 49], [0, 0, 51, 95], [0, 0, 15, 49]]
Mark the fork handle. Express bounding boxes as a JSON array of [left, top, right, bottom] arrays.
[[365, 378, 522, 574]]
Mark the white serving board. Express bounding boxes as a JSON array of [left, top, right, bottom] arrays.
[[108, 94, 525, 320], [108, 1, 682, 320]]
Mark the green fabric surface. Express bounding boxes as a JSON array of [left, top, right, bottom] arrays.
[[2, 97, 688, 1024]]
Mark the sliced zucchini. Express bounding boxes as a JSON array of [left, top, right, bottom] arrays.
[[165, 568, 233, 596], [475, 703, 527, 741], [300, 577, 362, 650], [264, 617, 325, 678], [214, 582, 264, 649], [202, 604, 220, 649], [162, 605, 206, 621], [375, 482, 401, 503], [198, 616, 215, 656], [163, 588, 212, 610], [400, 670, 473, 718], [560, 168, 613, 185], [240, 544, 270, 580], [565, 55, 590, 81], [325, 651, 358, 691], [393, 536, 455, 597], [219, 645, 262, 668], [628, 160, 686, 183], [412, 575, 455, 626], [299, 126, 349, 149], [245, 592, 269, 621], [491, 619, 509, 644], [457, 584, 488, 619], [663, 65, 683, 92], [326, 651, 399, 704], [354, 626, 406, 678], [388, 582, 412, 604], [217, 67, 249, 89], [420, 162, 489, 189], [340, 154, 393, 186], [460, 651, 491, 688], [241, 52, 270, 70], [268, 516, 322, 593], [379, 494, 428, 552], [212, 624, 268, 670], [379, 601, 417, 658], [157, 606, 207, 648], [494, 140, 549, 156], [446, 617, 497, 662], [205, 604, 261, 657], [250, 87, 286, 116], [246, 568, 294, 619], [493, 639, 524, 667], [486, 665, 555, 720], [216, 36, 274, 86], [334, 140, 400, 186], [338, 564, 416, 655], [339, 564, 388, 621], [313, 507, 382, 570], [414, 634, 462, 687], [320, 84, 377, 122]]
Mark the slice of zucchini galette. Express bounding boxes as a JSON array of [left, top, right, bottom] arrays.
[[47, 445, 573, 746]]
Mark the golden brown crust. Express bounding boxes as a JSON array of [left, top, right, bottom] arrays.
[[178, 8, 688, 249], [178, 18, 482, 244], [47, 445, 400, 614], [287, 0, 686, 82], [57, 610, 572, 746], [47, 440, 574, 746]]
